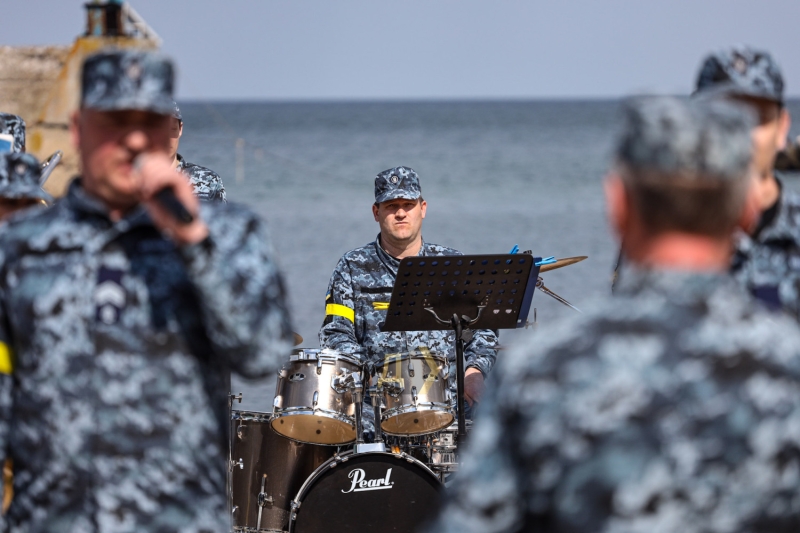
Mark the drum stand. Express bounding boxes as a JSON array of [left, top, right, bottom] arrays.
[[345, 367, 387, 453], [382, 254, 541, 437]]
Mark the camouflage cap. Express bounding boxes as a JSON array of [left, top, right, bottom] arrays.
[[0, 152, 52, 202], [616, 96, 754, 184], [0, 113, 26, 153], [374, 166, 422, 204], [694, 46, 784, 104], [172, 100, 182, 121], [81, 49, 175, 115]]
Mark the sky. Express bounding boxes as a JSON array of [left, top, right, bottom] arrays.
[[5, 1, 800, 101]]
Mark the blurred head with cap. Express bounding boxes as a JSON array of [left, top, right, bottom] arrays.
[[0, 113, 26, 154], [0, 152, 51, 220], [694, 45, 790, 211], [70, 48, 176, 210], [606, 96, 757, 271], [372, 166, 427, 259]]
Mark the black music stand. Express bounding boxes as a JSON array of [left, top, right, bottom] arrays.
[[382, 254, 541, 435]]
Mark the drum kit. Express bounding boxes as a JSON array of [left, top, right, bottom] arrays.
[[229, 347, 465, 533], [228, 255, 588, 533]]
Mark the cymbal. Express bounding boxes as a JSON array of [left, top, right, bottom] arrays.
[[293, 332, 304, 346], [538, 256, 587, 273]]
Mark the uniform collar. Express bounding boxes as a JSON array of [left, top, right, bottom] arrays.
[[374, 234, 427, 275], [614, 264, 734, 304], [176, 153, 187, 170], [65, 177, 151, 229]]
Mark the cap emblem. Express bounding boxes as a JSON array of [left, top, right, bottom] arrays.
[[127, 61, 142, 81], [733, 56, 747, 75], [14, 163, 26, 175], [390, 174, 399, 184]]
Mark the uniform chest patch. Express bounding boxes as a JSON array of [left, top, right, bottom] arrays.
[[94, 267, 126, 325]]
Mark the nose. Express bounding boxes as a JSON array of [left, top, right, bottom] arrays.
[[122, 128, 149, 153]]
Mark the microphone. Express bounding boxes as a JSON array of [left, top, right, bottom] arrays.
[[154, 188, 194, 224], [133, 155, 195, 225]]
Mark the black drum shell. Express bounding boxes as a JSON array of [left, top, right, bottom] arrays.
[[290, 451, 443, 532]]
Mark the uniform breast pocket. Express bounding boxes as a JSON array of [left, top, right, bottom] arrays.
[[355, 290, 392, 339]]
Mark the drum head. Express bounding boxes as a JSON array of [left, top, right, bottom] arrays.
[[291, 452, 442, 532], [382, 410, 454, 436], [271, 414, 355, 445]]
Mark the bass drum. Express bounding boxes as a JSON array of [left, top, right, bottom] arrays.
[[230, 411, 336, 532], [289, 451, 443, 532]]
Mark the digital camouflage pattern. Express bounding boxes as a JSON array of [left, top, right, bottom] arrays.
[[0, 114, 25, 154], [374, 166, 422, 204], [732, 177, 800, 320], [433, 267, 800, 533], [81, 50, 175, 115], [695, 45, 784, 104], [0, 152, 52, 202], [319, 236, 498, 392], [176, 154, 227, 203], [616, 97, 753, 182], [0, 178, 292, 532]]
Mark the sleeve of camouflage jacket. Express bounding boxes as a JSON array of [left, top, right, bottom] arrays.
[[0, 294, 11, 519], [463, 328, 498, 377], [180, 206, 292, 378], [318, 257, 363, 356]]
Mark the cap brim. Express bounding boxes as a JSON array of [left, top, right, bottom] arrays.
[[375, 190, 421, 204], [83, 95, 176, 116], [693, 82, 782, 105], [0, 185, 52, 203]]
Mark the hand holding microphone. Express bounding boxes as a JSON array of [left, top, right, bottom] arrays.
[[133, 154, 208, 245]]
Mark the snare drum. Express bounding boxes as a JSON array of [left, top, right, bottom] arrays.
[[272, 349, 362, 445], [428, 420, 472, 474], [372, 350, 453, 436], [230, 411, 336, 532]]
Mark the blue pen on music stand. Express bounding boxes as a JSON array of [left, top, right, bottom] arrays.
[[535, 256, 557, 267], [509, 244, 519, 255]]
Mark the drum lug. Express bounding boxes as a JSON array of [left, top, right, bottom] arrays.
[[229, 458, 243, 471], [317, 358, 323, 375], [228, 392, 242, 408], [313, 390, 319, 408], [408, 360, 415, 377], [257, 492, 274, 507], [291, 500, 301, 511], [412, 385, 418, 406], [236, 423, 244, 440]]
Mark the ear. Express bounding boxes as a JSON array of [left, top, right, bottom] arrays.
[[372, 203, 380, 222], [738, 171, 761, 233], [178, 121, 184, 139], [777, 108, 791, 151], [604, 172, 629, 240], [419, 199, 427, 219], [69, 110, 81, 150]]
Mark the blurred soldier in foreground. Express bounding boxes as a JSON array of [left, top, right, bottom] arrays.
[[0, 118, 50, 221], [432, 97, 800, 533], [0, 49, 292, 532], [319, 167, 498, 435], [169, 101, 227, 202], [695, 47, 800, 318]]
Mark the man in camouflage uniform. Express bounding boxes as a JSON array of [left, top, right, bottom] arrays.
[[0, 114, 25, 154], [169, 101, 227, 202], [319, 167, 498, 435], [694, 46, 800, 319], [0, 49, 292, 532], [432, 98, 800, 533]]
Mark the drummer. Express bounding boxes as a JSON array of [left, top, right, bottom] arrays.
[[319, 166, 498, 435]]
